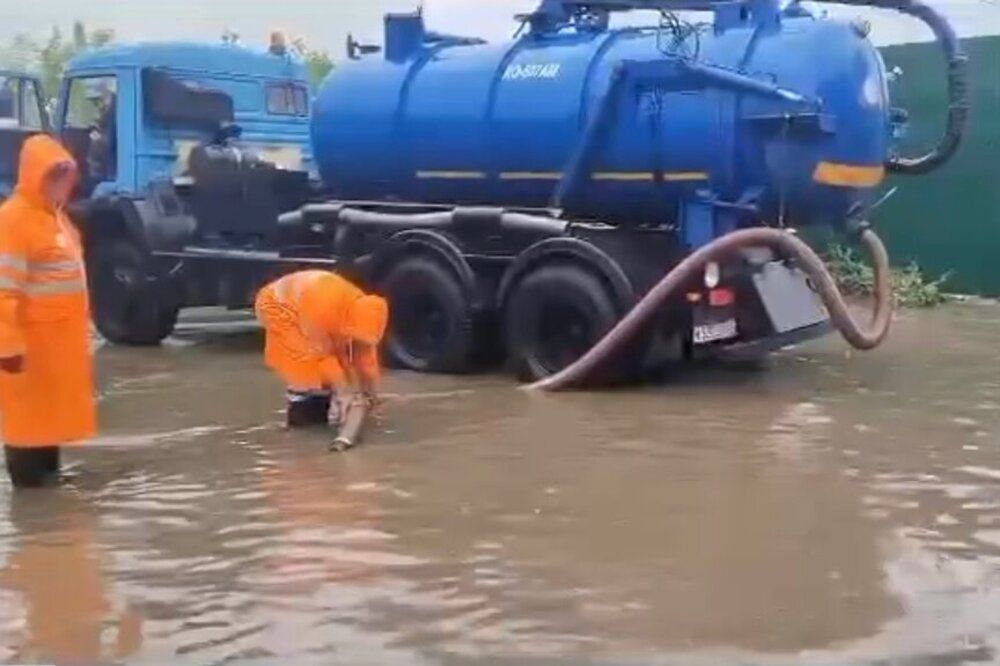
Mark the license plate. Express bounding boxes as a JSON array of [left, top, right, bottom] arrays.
[[693, 318, 738, 345]]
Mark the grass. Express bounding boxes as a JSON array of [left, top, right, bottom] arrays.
[[825, 243, 951, 308]]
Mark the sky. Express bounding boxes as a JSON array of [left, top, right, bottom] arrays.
[[1, 0, 999, 53]]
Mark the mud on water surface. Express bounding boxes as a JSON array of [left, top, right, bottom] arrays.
[[0, 304, 998, 665]]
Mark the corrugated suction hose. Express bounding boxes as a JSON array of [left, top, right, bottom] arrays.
[[527, 226, 893, 392]]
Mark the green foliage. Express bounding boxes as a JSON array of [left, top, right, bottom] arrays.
[[0, 35, 39, 72], [826, 243, 951, 308], [292, 38, 334, 90], [0, 21, 115, 101]]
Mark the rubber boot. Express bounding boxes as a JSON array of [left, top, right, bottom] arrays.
[[286, 390, 332, 428], [5, 446, 61, 489]]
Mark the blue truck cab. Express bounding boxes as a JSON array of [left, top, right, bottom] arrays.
[[52, 42, 318, 344], [58, 43, 313, 197]]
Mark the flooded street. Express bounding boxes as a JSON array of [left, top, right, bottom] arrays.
[[1, 304, 999, 665]]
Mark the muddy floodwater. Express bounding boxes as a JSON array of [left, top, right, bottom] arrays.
[[1, 305, 999, 665]]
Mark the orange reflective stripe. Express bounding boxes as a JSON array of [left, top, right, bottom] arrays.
[[0, 253, 29, 291], [25, 278, 87, 295], [273, 274, 294, 303], [29, 269, 84, 284], [813, 162, 885, 187], [273, 270, 328, 307], [0, 276, 24, 291], [0, 253, 28, 272], [25, 255, 86, 295], [31, 259, 81, 273]]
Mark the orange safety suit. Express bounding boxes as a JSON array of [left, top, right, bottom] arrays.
[[255, 270, 388, 391], [0, 135, 96, 447]]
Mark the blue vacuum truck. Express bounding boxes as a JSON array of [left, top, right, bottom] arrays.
[[78, 1, 967, 389], [298, 0, 967, 387]]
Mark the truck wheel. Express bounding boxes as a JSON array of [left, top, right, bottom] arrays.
[[380, 255, 477, 373], [505, 263, 623, 382], [88, 239, 178, 346]]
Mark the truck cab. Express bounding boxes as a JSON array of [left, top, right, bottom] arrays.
[[54, 42, 315, 344], [57, 43, 312, 197], [0, 72, 49, 200]]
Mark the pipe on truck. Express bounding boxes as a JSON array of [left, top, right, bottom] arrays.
[[282, 205, 569, 236]]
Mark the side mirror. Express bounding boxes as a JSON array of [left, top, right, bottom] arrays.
[[214, 123, 243, 144]]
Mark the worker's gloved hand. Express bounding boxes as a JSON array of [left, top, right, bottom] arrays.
[[0, 355, 24, 374], [362, 392, 384, 428], [358, 376, 380, 410], [362, 391, 380, 410]]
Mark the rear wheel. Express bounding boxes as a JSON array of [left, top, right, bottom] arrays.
[[88, 239, 178, 346], [379, 255, 477, 373], [505, 263, 625, 382]]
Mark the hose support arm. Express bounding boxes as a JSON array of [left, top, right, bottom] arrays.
[[825, 0, 969, 175]]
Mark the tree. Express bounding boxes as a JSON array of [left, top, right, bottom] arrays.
[[0, 21, 115, 100], [0, 35, 39, 72], [38, 22, 116, 98], [292, 38, 334, 90]]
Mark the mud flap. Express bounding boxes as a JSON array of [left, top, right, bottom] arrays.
[[719, 261, 831, 360], [754, 261, 828, 334]]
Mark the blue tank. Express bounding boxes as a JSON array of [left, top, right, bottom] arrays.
[[311, 3, 895, 239]]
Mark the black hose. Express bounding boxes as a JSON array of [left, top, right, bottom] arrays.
[[528, 226, 893, 392], [826, 0, 969, 175]]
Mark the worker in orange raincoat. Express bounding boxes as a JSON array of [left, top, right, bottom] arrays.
[[0, 135, 95, 488], [255, 270, 389, 428]]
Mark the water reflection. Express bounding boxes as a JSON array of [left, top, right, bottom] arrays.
[[0, 306, 997, 663], [0, 489, 143, 663]]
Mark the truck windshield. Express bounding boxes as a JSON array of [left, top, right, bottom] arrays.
[[0, 76, 45, 130], [21, 80, 44, 130], [0, 77, 16, 127], [265, 82, 308, 117], [64, 76, 118, 130]]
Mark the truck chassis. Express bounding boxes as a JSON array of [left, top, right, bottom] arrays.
[[79, 160, 830, 382]]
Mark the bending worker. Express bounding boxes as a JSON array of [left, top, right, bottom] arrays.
[[0, 135, 95, 488], [255, 270, 389, 428]]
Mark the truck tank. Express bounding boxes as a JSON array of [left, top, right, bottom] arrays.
[[313, 6, 900, 233]]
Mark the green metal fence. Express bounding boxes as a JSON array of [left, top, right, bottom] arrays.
[[876, 36, 1000, 295]]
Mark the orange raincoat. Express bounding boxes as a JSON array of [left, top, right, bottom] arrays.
[[0, 135, 95, 447], [255, 270, 388, 391]]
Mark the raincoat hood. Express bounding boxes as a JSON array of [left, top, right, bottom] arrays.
[[15, 135, 77, 207]]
